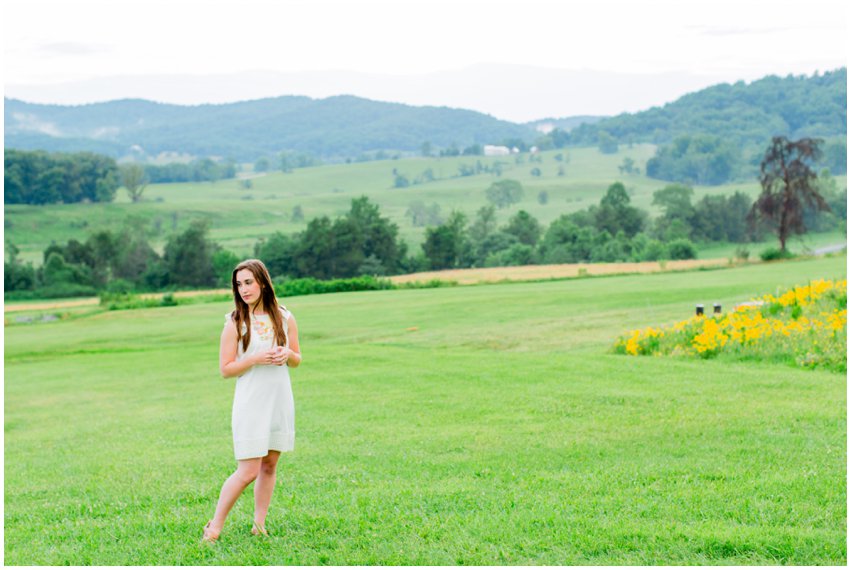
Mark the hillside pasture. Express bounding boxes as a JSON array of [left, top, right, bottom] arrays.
[[10, 144, 838, 266]]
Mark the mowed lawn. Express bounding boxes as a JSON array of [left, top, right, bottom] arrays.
[[4, 256, 846, 565]]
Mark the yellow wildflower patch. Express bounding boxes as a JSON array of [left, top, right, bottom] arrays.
[[613, 279, 847, 372]]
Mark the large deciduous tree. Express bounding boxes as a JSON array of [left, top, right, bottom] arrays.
[[748, 136, 830, 251]]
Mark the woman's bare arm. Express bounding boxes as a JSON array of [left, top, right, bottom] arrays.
[[284, 314, 302, 368], [220, 320, 261, 377]]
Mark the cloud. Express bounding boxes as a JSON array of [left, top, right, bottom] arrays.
[[687, 25, 795, 37], [35, 41, 112, 57]]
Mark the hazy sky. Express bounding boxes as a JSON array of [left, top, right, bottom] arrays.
[[4, 0, 848, 118]]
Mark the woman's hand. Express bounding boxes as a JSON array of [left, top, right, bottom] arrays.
[[255, 346, 288, 366]]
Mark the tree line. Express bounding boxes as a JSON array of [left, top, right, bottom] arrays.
[[4, 149, 120, 205], [4, 149, 241, 204], [144, 159, 237, 183]]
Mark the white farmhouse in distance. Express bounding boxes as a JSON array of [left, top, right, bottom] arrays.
[[483, 145, 511, 156]]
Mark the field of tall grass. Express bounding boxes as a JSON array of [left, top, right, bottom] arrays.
[[4, 255, 846, 565]]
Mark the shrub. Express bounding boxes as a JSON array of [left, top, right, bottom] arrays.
[[36, 283, 98, 299], [274, 275, 395, 298], [734, 246, 751, 261], [760, 247, 796, 261], [667, 239, 698, 260]]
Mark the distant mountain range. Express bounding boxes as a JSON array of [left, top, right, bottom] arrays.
[[4, 67, 845, 162], [4, 96, 538, 161], [5, 64, 736, 121]]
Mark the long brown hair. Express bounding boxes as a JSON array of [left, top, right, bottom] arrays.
[[230, 259, 287, 351]]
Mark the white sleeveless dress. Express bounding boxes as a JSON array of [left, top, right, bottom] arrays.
[[225, 307, 295, 460]]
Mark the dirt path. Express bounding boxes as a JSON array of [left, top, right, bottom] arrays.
[[388, 258, 732, 285], [5, 289, 231, 313]]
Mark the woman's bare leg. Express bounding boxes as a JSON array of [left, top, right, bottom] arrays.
[[253, 451, 281, 527], [207, 458, 261, 536]]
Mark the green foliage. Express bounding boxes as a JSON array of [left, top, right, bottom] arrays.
[[595, 182, 646, 238], [260, 196, 404, 280], [163, 219, 217, 287], [280, 151, 319, 172], [666, 238, 698, 260], [393, 173, 410, 188], [254, 157, 270, 172], [821, 139, 847, 175], [646, 134, 741, 185], [759, 247, 797, 261], [504, 210, 542, 246], [42, 252, 92, 287], [4, 241, 36, 292], [212, 249, 241, 287], [405, 201, 443, 228], [485, 179, 524, 209], [291, 205, 305, 222], [618, 157, 639, 175], [597, 130, 618, 154], [413, 168, 436, 184], [4, 149, 119, 204], [143, 159, 236, 183], [120, 163, 148, 203], [274, 275, 394, 297], [422, 211, 468, 269], [28, 282, 98, 299], [568, 69, 846, 150], [484, 243, 537, 267], [652, 184, 695, 220]]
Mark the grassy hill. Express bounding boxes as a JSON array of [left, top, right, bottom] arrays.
[[4, 254, 846, 564], [5, 144, 846, 266]]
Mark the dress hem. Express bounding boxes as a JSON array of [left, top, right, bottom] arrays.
[[233, 432, 295, 460]]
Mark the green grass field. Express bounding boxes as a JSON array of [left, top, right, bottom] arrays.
[[4, 255, 846, 565], [7, 145, 843, 264]]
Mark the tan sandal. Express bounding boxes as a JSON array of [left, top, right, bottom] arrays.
[[251, 522, 268, 536], [202, 521, 219, 544]]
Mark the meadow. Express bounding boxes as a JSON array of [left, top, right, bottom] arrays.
[[4, 254, 846, 565], [6, 144, 844, 264]]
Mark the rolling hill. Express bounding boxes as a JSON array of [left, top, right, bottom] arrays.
[[4, 95, 535, 161]]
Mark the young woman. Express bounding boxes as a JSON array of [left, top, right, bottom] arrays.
[[203, 259, 301, 543]]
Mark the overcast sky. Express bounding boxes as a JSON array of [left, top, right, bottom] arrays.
[[4, 0, 848, 119]]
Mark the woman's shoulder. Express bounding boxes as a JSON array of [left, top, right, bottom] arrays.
[[278, 304, 294, 319]]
